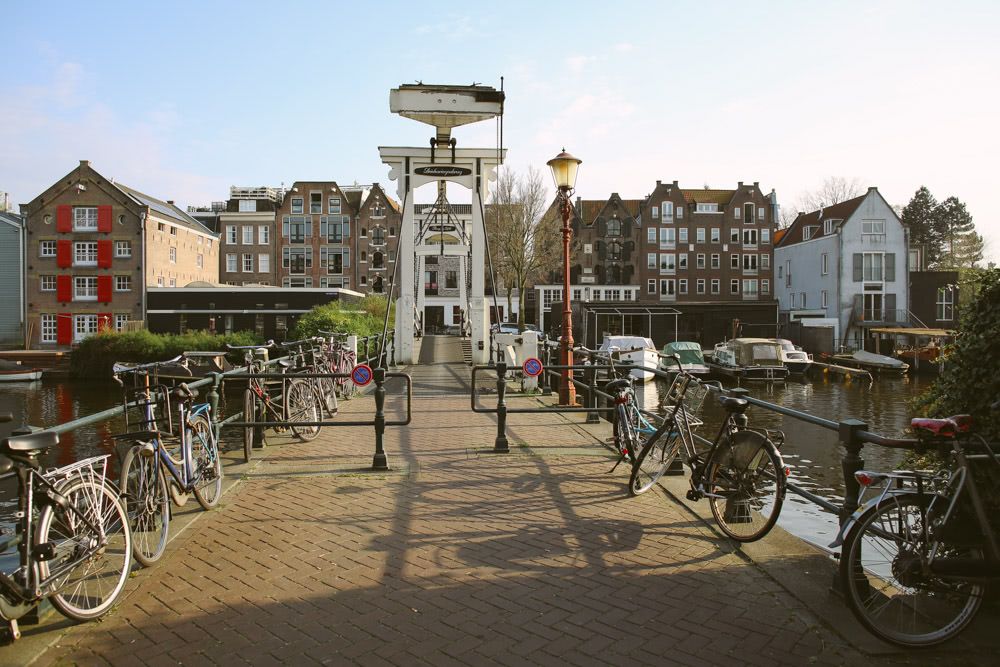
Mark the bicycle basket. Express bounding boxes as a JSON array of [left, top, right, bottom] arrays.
[[662, 375, 710, 429]]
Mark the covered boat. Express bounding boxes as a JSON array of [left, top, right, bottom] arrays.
[[659, 341, 710, 376], [774, 339, 813, 374], [599, 335, 659, 382], [707, 338, 788, 381], [831, 350, 909, 375]]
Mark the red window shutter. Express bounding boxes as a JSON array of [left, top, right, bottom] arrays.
[[98, 205, 113, 233], [56, 313, 73, 345], [56, 275, 72, 302], [97, 275, 112, 303], [97, 313, 113, 331], [57, 240, 72, 268], [56, 205, 72, 233], [97, 239, 113, 268]]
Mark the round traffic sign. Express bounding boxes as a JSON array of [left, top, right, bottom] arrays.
[[522, 357, 543, 377], [351, 363, 373, 386]]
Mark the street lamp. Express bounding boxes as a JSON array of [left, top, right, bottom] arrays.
[[547, 149, 582, 406]]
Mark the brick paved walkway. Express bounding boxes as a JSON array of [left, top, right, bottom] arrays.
[[21, 340, 982, 665]]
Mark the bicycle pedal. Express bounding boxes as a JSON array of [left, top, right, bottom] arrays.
[[685, 489, 702, 502]]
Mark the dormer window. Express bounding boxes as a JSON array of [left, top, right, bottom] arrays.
[[803, 226, 818, 240], [824, 218, 842, 235], [696, 203, 719, 213], [606, 218, 622, 236]]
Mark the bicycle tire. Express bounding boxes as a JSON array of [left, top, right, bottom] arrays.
[[629, 422, 682, 496], [317, 376, 338, 415], [706, 430, 785, 542], [119, 444, 170, 566], [190, 414, 223, 510], [37, 478, 132, 620], [840, 492, 984, 647], [285, 380, 322, 442], [242, 388, 256, 463]]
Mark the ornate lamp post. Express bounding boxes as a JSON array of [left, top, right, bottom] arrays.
[[546, 149, 582, 406]]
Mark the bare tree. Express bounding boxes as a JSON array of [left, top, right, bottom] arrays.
[[487, 167, 561, 328], [797, 176, 864, 211]]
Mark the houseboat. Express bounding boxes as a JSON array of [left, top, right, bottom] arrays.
[[707, 338, 789, 381], [599, 335, 659, 382], [659, 341, 711, 376]]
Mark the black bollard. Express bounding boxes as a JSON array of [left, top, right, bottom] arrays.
[[494, 361, 510, 453], [371, 367, 389, 470], [832, 418, 867, 595]]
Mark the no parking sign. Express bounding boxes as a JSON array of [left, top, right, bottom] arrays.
[[351, 363, 373, 387], [522, 357, 543, 377]]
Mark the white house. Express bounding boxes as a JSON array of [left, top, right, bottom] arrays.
[[775, 187, 908, 351]]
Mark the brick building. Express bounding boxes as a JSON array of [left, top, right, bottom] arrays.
[[21, 160, 219, 347], [276, 181, 400, 292], [219, 186, 282, 286]]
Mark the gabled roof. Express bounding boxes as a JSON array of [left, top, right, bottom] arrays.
[[116, 184, 217, 236], [578, 194, 642, 225], [778, 193, 868, 248], [360, 183, 400, 213], [680, 189, 735, 206]]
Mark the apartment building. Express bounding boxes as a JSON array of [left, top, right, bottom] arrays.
[[775, 187, 909, 349], [21, 160, 219, 347], [219, 186, 282, 285], [351, 183, 401, 293], [639, 181, 778, 304]]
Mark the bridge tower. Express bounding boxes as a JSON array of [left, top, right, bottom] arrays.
[[379, 84, 506, 365]]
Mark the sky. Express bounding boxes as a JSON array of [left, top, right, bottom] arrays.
[[2, 1, 998, 260]]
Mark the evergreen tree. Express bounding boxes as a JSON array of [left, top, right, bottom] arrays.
[[901, 186, 940, 267], [935, 196, 984, 269]]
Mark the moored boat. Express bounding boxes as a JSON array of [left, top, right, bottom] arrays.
[[706, 338, 788, 381], [599, 335, 659, 382], [830, 350, 909, 375], [774, 339, 813, 374], [659, 341, 710, 376], [0, 360, 43, 382]]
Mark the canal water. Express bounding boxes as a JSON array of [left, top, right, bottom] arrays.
[[2, 372, 933, 554]]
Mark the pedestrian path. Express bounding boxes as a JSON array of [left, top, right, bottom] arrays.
[[20, 360, 990, 665]]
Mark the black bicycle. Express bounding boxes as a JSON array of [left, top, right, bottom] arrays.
[[0, 415, 132, 640], [629, 356, 789, 542]]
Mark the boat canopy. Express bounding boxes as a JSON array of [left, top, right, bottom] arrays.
[[731, 339, 782, 366], [600, 335, 654, 351], [662, 341, 705, 365]]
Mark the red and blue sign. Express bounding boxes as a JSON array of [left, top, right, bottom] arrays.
[[351, 364, 373, 387], [522, 357, 543, 377]]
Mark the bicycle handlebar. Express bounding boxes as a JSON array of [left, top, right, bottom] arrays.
[[279, 337, 323, 348], [225, 341, 275, 351], [112, 355, 185, 375]]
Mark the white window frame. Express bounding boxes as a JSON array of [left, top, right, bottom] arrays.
[[647, 227, 656, 244], [936, 287, 954, 321], [678, 228, 688, 243], [679, 279, 688, 294], [40, 314, 57, 343], [291, 197, 304, 214], [650, 205, 659, 220], [115, 314, 129, 331], [40, 275, 57, 291], [238, 199, 256, 213], [169, 247, 177, 264], [73, 207, 98, 231], [711, 279, 720, 294], [242, 253, 254, 273], [762, 279, 770, 295], [40, 241, 57, 257], [74, 314, 98, 342], [710, 228, 720, 243], [761, 228, 771, 245], [661, 201, 674, 222], [863, 252, 884, 282], [226, 226, 237, 244], [226, 254, 237, 272], [115, 275, 131, 292], [696, 203, 719, 213], [821, 253, 829, 275], [242, 226, 254, 244], [115, 240, 132, 258], [259, 226, 270, 244], [696, 279, 706, 294], [74, 276, 98, 302], [74, 241, 98, 266], [821, 290, 828, 308], [258, 254, 270, 273], [647, 253, 657, 269]]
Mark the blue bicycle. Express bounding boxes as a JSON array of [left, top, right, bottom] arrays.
[[114, 357, 223, 567]]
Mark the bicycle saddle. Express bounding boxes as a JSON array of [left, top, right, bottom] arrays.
[[603, 378, 630, 394], [0, 454, 12, 474], [2, 431, 59, 453], [717, 396, 749, 413], [171, 383, 198, 401], [278, 359, 293, 368], [911, 414, 973, 438]]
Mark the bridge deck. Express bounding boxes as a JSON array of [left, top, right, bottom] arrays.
[[20, 362, 993, 665]]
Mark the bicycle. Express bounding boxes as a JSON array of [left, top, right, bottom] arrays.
[[0, 414, 132, 640], [318, 330, 358, 400], [592, 346, 660, 474], [833, 408, 1000, 647], [281, 337, 337, 416], [628, 355, 788, 542], [113, 359, 223, 567], [228, 342, 323, 463]]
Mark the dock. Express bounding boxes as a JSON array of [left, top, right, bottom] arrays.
[[809, 360, 873, 382]]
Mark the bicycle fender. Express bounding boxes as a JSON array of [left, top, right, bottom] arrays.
[[829, 495, 883, 549]]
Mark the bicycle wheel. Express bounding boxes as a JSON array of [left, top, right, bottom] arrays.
[[36, 478, 132, 621], [317, 376, 338, 415], [285, 380, 322, 442], [706, 430, 785, 542], [242, 387, 256, 463], [629, 422, 682, 496], [119, 444, 170, 566], [840, 493, 984, 647], [190, 414, 223, 510]]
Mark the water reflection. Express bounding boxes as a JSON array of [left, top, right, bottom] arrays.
[[636, 373, 932, 549]]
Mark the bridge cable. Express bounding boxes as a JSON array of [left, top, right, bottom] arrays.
[[377, 188, 408, 369]]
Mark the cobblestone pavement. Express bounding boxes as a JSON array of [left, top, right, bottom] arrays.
[[22, 342, 990, 665]]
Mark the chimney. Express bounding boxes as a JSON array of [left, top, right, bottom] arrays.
[[738, 181, 743, 188], [167, 200, 175, 205], [672, 181, 678, 188], [753, 181, 759, 188], [868, 186, 878, 193], [575, 196, 582, 217], [656, 180, 661, 186], [79, 160, 90, 168]]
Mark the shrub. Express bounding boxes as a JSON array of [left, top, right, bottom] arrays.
[[292, 295, 394, 340], [71, 330, 261, 379]]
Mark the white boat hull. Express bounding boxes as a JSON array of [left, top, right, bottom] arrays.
[[0, 369, 43, 382]]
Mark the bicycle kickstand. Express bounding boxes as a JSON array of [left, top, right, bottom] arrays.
[[5, 618, 21, 642], [608, 451, 628, 474]]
